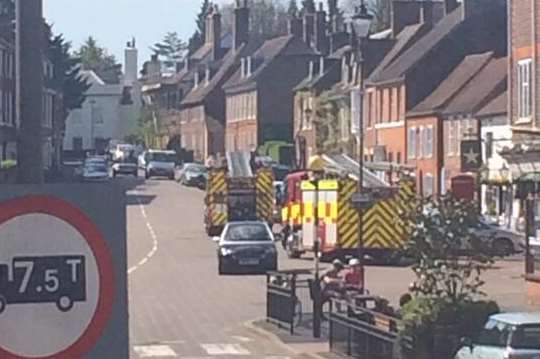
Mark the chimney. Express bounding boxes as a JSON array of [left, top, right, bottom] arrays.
[[314, 2, 328, 54], [148, 54, 161, 79], [420, 1, 434, 24], [444, 0, 459, 15], [327, 0, 338, 31], [124, 38, 138, 86], [240, 57, 246, 78], [308, 60, 314, 80], [462, 0, 503, 20], [319, 56, 325, 76], [288, 12, 303, 37], [233, 0, 249, 50], [391, 0, 422, 37], [205, 5, 222, 60], [303, 12, 315, 46]]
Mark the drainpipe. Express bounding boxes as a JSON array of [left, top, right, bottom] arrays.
[[533, 0, 537, 128]]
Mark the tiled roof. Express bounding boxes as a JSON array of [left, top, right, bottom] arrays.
[[409, 52, 494, 116], [476, 90, 507, 117], [367, 23, 428, 83], [293, 60, 341, 92], [369, 6, 463, 84], [442, 56, 507, 115], [223, 35, 316, 93], [181, 39, 262, 105]]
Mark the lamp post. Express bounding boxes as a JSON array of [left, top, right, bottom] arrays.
[[351, 0, 373, 294]]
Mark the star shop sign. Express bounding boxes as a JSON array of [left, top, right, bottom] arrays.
[[461, 140, 482, 172]]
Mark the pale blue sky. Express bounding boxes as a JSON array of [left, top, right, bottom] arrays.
[[43, 0, 206, 70]]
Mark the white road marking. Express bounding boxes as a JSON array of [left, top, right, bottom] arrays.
[[231, 336, 252, 343], [128, 191, 159, 275], [201, 344, 250, 356], [133, 344, 177, 357]]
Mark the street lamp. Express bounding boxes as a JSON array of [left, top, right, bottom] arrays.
[[351, 1, 373, 294]]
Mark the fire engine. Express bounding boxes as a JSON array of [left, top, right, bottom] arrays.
[[204, 152, 275, 236], [280, 157, 415, 262]]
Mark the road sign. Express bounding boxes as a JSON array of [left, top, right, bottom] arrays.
[[0, 185, 128, 359]]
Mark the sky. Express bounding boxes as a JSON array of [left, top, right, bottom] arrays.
[[43, 0, 206, 71]]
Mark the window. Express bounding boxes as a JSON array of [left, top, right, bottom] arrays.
[[396, 152, 401, 164], [511, 325, 540, 350], [424, 126, 433, 158], [476, 319, 512, 348], [423, 173, 434, 197], [417, 127, 424, 157], [408, 127, 416, 159], [518, 59, 532, 120], [73, 137, 83, 151], [485, 132, 493, 159], [388, 152, 393, 163]]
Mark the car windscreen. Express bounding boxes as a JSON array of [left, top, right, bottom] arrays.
[[511, 325, 540, 350], [148, 153, 176, 163], [476, 319, 512, 347], [187, 165, 206, 174], [86, 165, 107, 173], [224, 224, 271, 242]]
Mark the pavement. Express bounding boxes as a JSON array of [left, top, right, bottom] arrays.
[[124, 175, 528, 359]]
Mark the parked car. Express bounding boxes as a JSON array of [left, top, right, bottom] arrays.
[[82, 160, 109, 182], [455, 312, 540, 358], [470, 221, 525, 256], [214, 221, 277, 275], [142, 150, 176, 180], [178, 163, 207, 186]]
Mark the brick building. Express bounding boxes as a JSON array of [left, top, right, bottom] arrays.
[[363, 0, 507, 184], [407, 53, 506, 197], [223, 31, 317, 153], [179, 0, 261, 162]]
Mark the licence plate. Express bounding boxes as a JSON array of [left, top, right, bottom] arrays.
[[239, 259, 259, 265]]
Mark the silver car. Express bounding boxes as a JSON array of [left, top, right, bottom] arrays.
[[455, 312, 540, 359]]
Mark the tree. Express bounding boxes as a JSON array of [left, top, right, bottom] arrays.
[[151, 32, 187, 72], [47, 34, 90, 116], [221, 0, 288, 42], [287, 0, 299, 16], [397, 194, 500, 358], [75, 37, 122, 84], [188, 0, 211, 55]]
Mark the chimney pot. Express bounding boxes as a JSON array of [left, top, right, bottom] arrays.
[[308, 61, 314, 80], [241, 57, 246, 78], [246, 56, 252, 76], [319, 56, 324, 76]]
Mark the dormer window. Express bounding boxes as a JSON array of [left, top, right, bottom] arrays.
[[194, 71, 200, 88], [205, 67, 211, 86]]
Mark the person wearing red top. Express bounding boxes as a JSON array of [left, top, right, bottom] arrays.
[[342, 258, 364, 292]]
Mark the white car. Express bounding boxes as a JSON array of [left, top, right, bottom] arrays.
[[82, 161, 109, 182], [141, 150, 177, 180]]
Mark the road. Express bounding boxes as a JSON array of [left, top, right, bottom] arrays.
[[126, 177, 527, 358]]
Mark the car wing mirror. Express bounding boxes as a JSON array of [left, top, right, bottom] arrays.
[[459, 337, 473, 352], [212, 236, 220, 243]]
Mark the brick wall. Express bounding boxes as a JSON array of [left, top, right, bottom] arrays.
[[226, 119, 257, 152], [407, 116, 441, 196]]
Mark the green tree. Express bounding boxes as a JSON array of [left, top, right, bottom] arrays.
[[75, 37, 122, 84], [47, 34, 90, 116], [221, 0, 288, 41], [188, 0, 211, 55], [151, 32, 187, 72]]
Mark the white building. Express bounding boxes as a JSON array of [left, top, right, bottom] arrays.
[[63, 40, 141, 155]]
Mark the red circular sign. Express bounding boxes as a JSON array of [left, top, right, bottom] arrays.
[[0, 195, 115, 359]]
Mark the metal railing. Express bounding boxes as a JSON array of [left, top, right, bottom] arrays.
[[329, 298, 413, 359], [266, 270, 312, 334]]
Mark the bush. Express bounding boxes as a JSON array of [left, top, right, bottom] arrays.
[[399, 297, 500, 359]]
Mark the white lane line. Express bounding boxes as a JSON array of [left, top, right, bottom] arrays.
[[128, 191, 159, 275], [201, 344, 250, 356], [133, 344, 177, 357], [231, 336, 252, 343]]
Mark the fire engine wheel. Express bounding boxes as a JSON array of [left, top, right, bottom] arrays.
[[0, 295, 6, 314], [56, 295, 74, 312]]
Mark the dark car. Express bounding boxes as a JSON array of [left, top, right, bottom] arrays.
[[214, 221, 277, 275]]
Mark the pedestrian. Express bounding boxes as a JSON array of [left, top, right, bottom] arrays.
[[341, 258, 364, 293], [320, 259, 346, 306]]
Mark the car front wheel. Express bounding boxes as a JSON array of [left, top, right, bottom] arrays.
[[493, 238, 514, 257]]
